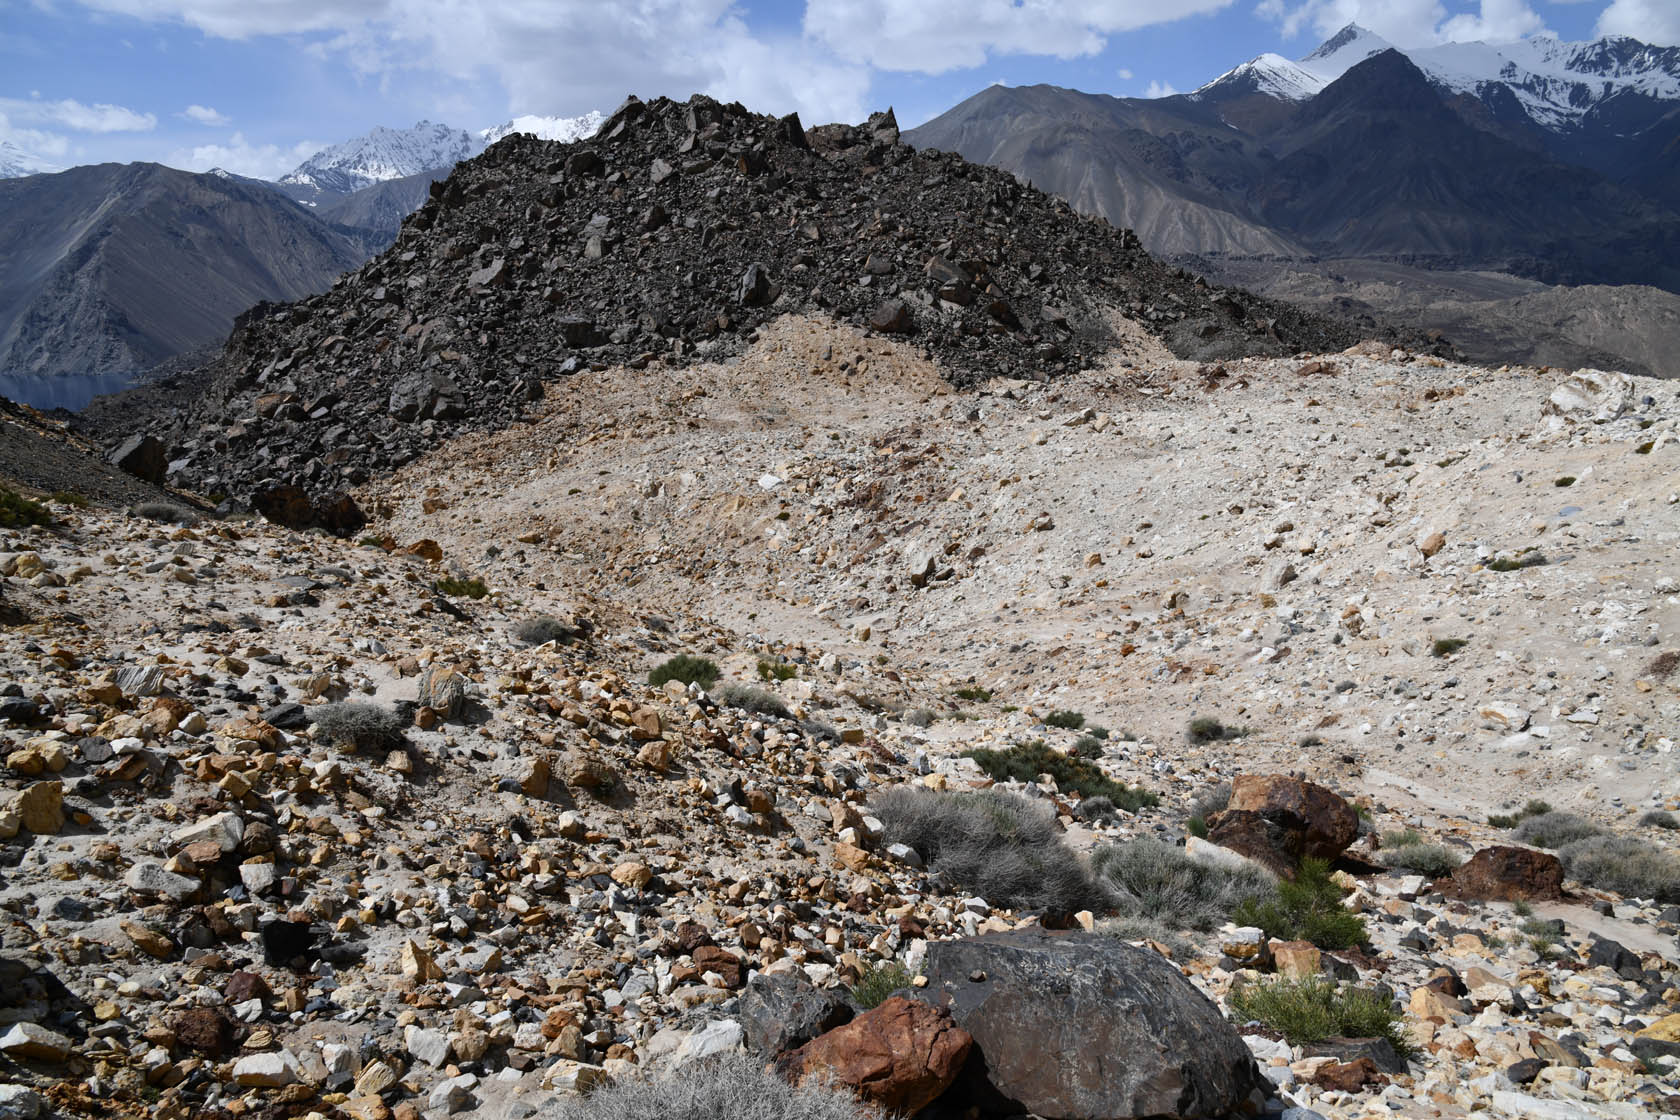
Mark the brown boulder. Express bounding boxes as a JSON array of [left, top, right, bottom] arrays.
[[692, 945, 744, 989], [1207, 775, 1357, 876], [778, 996, 970, 1114], [1440, 846, 1565, 902], [173, 1008, 236, 1057]]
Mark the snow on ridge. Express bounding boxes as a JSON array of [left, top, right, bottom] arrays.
[[279, 120, 478, 192], [1192, 53, 1329, 102], [479, 112, 604, 146]]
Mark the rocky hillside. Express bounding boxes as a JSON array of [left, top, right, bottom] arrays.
[[0, 163, 365, 406], [1, 309, 1677, 1120], [83, 94, 1409, 531]]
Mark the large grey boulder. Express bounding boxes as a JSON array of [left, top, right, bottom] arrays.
[[913, 927, 1261, 1119], [108, 434, 166, 484]]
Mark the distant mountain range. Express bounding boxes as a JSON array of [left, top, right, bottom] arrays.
[[906, 25, 1680, 291], [0, 112, 601, 406]]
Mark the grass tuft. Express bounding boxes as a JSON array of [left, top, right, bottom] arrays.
[[541, 1051, 877, 1120], [871, 786, 1102, 914], [1232, 858, 1367, 950], [1045, 709, 1085, 730], [648, 654, 720, 689], [1431, 638, 1468, 658], [1487, 799, 1554, 829], [1558, 834, 1680, 903], [1511, 811, 1604, 849], [1187, 716, 1245, 743], [713, 683, 791, 719], [434, 575, 488, 599], [757, 659, 797, 682], [1091, 838, 1274, 932], [954, 686, 992, 702], [1378, 843, 1463, 878], [1230, 977, 1416, 1059], [311, 702, 407, 751], [850, 960, 913, 1010], [513, 616, 574, 645]]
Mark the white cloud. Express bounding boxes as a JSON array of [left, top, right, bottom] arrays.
[[1117, 67, 1134, 79], [1597, 0, 1680, 45], [0, 96, 156, 132], [804, 0, 1236, 73], [167, 131, 324, 179], [1261, 0, 1551, 47], [181, 103, 231, 125], [0, 112, 71, 171], [1145, 79, 1179, 97]]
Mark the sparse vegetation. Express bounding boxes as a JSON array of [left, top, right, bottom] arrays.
[[965, 740, 1157, 811], [757, 659, 796, 682], [647, 654, 720, 689], [311, 702, 408, 751], [542, 1051, 877, 1120], [1096, 915, 1192, 960], [1511, 811, 1604, 850], [903, 707, 935, 728], [1187, 781, 1232, 838], [1229, 977, 1415, 1059], [1187, 716, 1245, 743], [513, 616, 574, 645], [1554, 476, 1576, 487], [1074, 795, 1119, 824], [1045, 709, 1085, 730], [850, 960, 913, 1009], [1488, 551, 1548, 572], [1521, 916, 1563, 952], [712, 683, 791, 719], [954, 686, 992, 702], [1487, 799, 1554, 829], [434, 575, 489, 599], [1557, 834, 1680, 904], [1431, 637, 1468, 657], [1377, 842, 1463, 878], [132, 500, 194, 524], [1645, 651, 1679, 680], [1640, 810, 1679, 831], [1232, 858, 1368, 950], [872, 786, 1103, 913], [1091, 838, 1274, 932], [1071, 734, 1105, 759], [48, 490, 89, 508], [0, 489, 52, 528]]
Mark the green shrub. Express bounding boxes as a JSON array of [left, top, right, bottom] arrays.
[[1431, 638, 1468, 657], [1558, 834, 1680, 903], [1086, 725, 1111, 740], [434, 575, 489, 599], [1091, 839, 1274, 932], [1232, 858, 1367, 949], [312, 702, 408, 750], [965, 740, 1157, 811], [1188, 716, 1244, 743], [1554, 476, 1575, 487], [1511, 811, 1604, 849], [1229, 977, 1415, 1059], [1045, 709, 1085, 730], [1640, 810, 1679, 831], [49, 490, 89, 508], [1520, 916, 1563, 951], [871, 786, 1103, 913], [757, 660, 796, 682], [1487, 799, 1554, 829], [713, 683, 791, 718], [513, 616, 574, 645], [648, 654, 720, 689], [1071, 735, 1105, 759], [851, 960, 913, 1010], [1187, 781, 1231, 838], [954, 686, 992, 702], [1187, 816, 1209, 839], [0, 489, 53, 528]]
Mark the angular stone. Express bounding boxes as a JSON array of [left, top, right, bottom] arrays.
[[10, 781, 63, 835], [173, 1008, 236, 1057], [109, 434, 167, 485], [778, 997, 970, 1115], [171, 811, 245, 853], [913, 928, 1261, 1119], [125, 860, 198, 902], [0, 1022, 72, 1062], [232, 1049, 300, 1087], [418, 663, 466, 719], [407, 1025, 452, 1068], [740, 971, 855, 1059]]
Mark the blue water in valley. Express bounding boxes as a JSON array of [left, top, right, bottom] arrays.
[[0, 371, 139, 412]]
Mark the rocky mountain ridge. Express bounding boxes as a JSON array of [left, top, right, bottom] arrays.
[[83, 94, 1413, 532]]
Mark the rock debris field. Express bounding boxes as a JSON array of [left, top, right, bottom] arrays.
[[6, 94, 1680, 1120]]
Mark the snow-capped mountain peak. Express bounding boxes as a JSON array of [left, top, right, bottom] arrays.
[[1192, 52, 1330, 102], [480, 112, 604, 146], [280, 121, 478, 195], [0, 140, 57, 180], [1299, 23, 1397, 77]]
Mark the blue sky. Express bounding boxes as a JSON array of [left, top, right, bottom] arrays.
[[2, 0, 1671, 179]]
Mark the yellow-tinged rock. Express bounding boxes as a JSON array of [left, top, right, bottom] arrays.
[[1638, 1013, 1680, 1043], [400, 939, 443, 982]]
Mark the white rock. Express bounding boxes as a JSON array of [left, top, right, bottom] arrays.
[[170, 811, 244, 853], [232, 1050, 300, 1087], [670, 1019, 742, 1068]]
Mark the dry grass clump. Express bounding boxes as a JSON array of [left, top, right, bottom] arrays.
[[537, 1051, 878, 1120], [1090, 838, 1273, 932], [872, 786, 1102, 914], [312, 702, 407, 750]]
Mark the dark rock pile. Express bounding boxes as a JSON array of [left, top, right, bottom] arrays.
[[83, 94, 1412, 531]]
